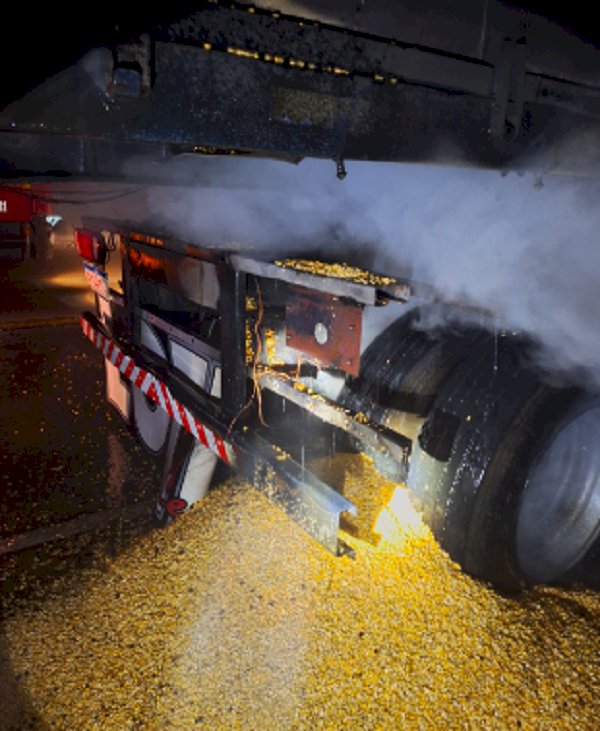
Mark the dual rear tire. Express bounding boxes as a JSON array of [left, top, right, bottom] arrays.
[[343, 306, 600, 590]]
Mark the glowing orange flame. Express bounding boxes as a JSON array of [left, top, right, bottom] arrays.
[[374, 486, 428, 549]]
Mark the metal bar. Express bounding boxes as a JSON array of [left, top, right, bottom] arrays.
[[218, 266, 247, 416], [378, 281, 412, 303], [236, 431, 356, 555], [122, 234, 135, 338], [141, 309, 221, 362], [257, 371, 410, 471], [232, 255, 389, 306]]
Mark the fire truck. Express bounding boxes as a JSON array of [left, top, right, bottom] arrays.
[[2, 1, 600, 590], [0, 186, 50, 264]]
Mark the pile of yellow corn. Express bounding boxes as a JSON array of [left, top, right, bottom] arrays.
[[2, 455, 598, 729], [274, 259, 396, 287]]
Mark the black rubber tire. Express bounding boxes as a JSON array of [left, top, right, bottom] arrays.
[[405, 330, 548, 590], [339, 304, 488, 480], [464, 390, 600, 590], [341, 304, 487, 420], [343, 307, 600, 591]]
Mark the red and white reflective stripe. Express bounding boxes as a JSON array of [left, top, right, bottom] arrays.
[[80, 317, 234, 464]]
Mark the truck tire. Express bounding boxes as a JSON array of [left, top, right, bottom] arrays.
[[339, 305, 486, 480], [342, 304, 486, 420], [468, 389, 600, 590], [412, 353, 600, 591], [345, 308, 600, 590]]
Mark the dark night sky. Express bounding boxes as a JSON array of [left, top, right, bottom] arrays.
[[1, 5, 198, 106]]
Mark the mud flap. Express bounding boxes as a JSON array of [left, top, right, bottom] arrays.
[[105, 358, 131, 421], [99, 295, 131, 421], [156, 422, 218, 523]]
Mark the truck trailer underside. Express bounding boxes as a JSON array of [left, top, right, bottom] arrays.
[[2, 1, 600, 181]]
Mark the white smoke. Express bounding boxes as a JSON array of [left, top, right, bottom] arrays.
[[141, 155, 600, 386], [357, 162, 600, 382]]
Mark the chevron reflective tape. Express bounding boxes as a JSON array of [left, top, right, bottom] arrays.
[[80, 317, 234, 465]]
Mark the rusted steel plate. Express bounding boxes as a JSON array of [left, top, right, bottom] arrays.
[[285, 286, 362, 376]]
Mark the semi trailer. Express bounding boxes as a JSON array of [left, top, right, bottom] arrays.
[[2, 1, 600, 590], [74, 218, 600, 591]]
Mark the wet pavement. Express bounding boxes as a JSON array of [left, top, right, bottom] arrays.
[[1, 253, 599, 730], [0, 326, 155, 536], [0, 251, 92, 325], [0, 253, 161, 728]]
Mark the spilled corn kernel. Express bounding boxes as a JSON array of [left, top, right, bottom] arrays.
[[1, 455, 598, 729]]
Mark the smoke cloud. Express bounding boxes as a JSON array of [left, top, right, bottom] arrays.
[[141, 156, 600, 386], [53, 155, 600, 388]]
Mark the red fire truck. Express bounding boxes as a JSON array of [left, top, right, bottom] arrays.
[[0, 185, 50, 264]]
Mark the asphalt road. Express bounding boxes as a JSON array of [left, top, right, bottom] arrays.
[[0, 248, 155, 533], [0, 246, 119, 326], [0, 252, 161, 727]]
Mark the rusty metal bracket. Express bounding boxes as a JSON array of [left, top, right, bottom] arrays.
[[285, 286, 362, 376]]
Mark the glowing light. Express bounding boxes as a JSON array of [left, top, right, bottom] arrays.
[[226, 46, 260, 60], [46, 271, 88, 289], [374, 486, 428, 549]]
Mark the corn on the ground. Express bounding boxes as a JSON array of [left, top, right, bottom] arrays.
[[1, 455, 598, 730]]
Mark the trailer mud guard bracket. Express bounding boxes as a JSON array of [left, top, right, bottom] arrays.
[[235, 433, 357, 556], [285, 286, 362, 376], [80, 312, 356, 556]]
